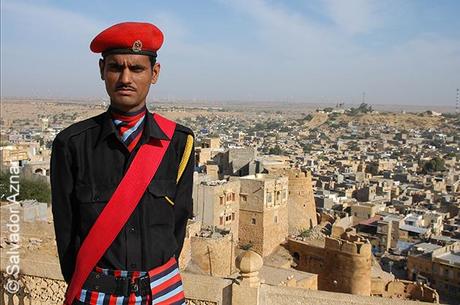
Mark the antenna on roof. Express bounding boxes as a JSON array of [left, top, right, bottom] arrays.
[[456, 88, 459, 114]]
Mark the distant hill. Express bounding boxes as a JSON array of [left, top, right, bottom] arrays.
[[335, 113, 445, 129]]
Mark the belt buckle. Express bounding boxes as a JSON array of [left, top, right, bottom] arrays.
[[137, 274, 151, 296], [130, 281, 139, 293]]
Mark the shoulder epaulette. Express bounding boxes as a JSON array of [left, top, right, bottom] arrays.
[[175, 123, 195, 137]]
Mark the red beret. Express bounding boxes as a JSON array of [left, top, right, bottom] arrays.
[[90, 22, 164, 57]]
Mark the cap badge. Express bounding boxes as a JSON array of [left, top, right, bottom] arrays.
[[132, 40, 143, 52]]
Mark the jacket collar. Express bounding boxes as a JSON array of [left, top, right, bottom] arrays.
[[96, 106, 170, 147]]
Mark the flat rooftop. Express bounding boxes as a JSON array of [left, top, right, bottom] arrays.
[[434, 251, 460, 266], [413, 242, 442, 254]]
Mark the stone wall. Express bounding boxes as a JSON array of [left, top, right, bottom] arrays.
[[194, 179, 240, 240], [190, 233, 237, 277], [226, 148, 256, 176], [260, 284, 437, 305], [179, 220, 202, 270], [285, 169, 318, 233], [1, 252, 438, 305], [261, 205, 288, 256], [287, 237, 439, 303], [239, 209, 264, 254], [0, 272, 230, 305], [238, 175, 289, 257], [287, 236, 372, 296], [1, 273, 67, 305], [383, 280, 438, 303]]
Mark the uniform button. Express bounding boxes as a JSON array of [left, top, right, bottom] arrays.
[[130, 227, 136, 232]]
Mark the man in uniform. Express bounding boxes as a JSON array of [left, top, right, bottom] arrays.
[[50, 22, 195, 305]]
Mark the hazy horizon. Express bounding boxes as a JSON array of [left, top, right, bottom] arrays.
[[2, 96, 457, 114], [2, 0, 460, 106]]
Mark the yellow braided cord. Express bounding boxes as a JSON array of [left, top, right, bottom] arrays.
[[164, 196, 174, 205], [177, 134, 194, 183]]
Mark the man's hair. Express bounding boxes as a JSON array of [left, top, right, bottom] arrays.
[[148, 55, 157, 67]]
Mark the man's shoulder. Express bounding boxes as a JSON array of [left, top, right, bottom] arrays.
[[174, 123, 195, 138], [172, 123, 195, 159], [54, 112, 104, 144], [152, 112, 194, 139]]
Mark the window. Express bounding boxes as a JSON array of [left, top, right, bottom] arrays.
[[232, 212, 235, 220], [219, 216, 223, 225], [267, 192, 272, 203], [240, 194, 247, 202], [251, 218, 256, 225], [220, 196, 224, 205], [274, 215, 278, 223], [226, 215, 232, 222], [293, 252, 300, 263], [232, 192, 235, 201]]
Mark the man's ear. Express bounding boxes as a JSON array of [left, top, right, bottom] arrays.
[[99, 58, 105, 81], [151, 62, 160, 84]]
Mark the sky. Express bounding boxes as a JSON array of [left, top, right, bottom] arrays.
[[2, 0, 460, 106]]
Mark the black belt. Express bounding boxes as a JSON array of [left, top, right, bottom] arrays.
[[82, 271, 151, 296]]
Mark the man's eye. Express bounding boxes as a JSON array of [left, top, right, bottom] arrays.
[[132, 67, 144, 72], [108, 65, 122, 71]]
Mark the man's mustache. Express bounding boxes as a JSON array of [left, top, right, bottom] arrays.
[[116, 85, 136, 91]]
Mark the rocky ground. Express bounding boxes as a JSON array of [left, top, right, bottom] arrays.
[[0, 202, 62, 279]]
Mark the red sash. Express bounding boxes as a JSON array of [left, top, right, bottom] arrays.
[[64, 113, 176, 305]]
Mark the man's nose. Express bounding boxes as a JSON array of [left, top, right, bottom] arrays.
[[119, 67, 132, 85]]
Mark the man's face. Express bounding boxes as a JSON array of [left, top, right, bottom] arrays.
[[99, 54, 160, 110]]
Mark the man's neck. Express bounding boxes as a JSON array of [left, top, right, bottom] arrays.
[[109, 101, 147, 114]]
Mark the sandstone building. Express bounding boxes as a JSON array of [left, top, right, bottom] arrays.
[[407, 241, 460, 299], [236, 173, 289, 257], [268, 168, 317, 233], [193, 179, 240, 240], [287, 235, 372, 296]]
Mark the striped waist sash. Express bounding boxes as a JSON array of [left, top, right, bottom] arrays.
[[77, 256, 185, 305]]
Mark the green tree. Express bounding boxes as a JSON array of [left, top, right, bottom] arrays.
[[0, 172, 51, 204], [421, 157, 445, 173], [269, 145, 283, 155], [302, 114, 313, 122], [302, 143, 313, 153], [358, 103, 373, 113], [299, 228, 312, 238], [348, 103, 372, 116]]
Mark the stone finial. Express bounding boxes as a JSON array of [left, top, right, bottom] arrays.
[[235, 250, 263, 287]]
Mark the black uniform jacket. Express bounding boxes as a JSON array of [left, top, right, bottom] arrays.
[[50, 106, 195, 284]]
